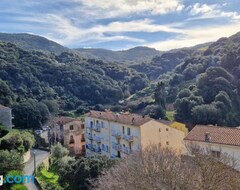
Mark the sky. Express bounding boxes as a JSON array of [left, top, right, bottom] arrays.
[[0, 0, 240, 50]]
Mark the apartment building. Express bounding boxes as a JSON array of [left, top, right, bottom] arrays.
[[50, 117, 86, 156], [0, 104, 13, 129], [85, 110, 187, 158], [184, 125, 240, 166]]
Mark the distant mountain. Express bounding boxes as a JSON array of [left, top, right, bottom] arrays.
[[0, 33, 68, 54], [76, 46, 162, 64]]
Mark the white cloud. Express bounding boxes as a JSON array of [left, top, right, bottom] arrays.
[[187, 3, 240, 21], [148, 23, 240, 50], [15, 14, 182, 46], [75, 0, 184, 18], [189, 3, 217, 15]]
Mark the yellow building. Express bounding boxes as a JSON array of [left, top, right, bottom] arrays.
[[50, 117, 86, 156], [85, 110, 187, 158]]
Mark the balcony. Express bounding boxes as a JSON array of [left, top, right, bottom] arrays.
[[86, 144, 94, 151], [112, 130, 122, 139], [123, 134, 133, 142], [112, 143, 122, 151], [93, 126, 101, 132], [93, 135, 101, 143], [123, 147, 132, 155], [93, 146, 101, 153], [87, 133, 93, 140]]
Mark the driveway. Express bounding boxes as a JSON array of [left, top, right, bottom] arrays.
[[23, 149, 49, 190]]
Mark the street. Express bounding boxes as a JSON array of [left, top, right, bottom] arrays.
[[23, 149, 49, 190]]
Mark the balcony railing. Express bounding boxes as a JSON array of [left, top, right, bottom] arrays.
[[93, 135, 101, 143], [112, 143, 122, 151], [93, 146, 101, 153], [123, 147, 132, 154], [93, 126, 101, 132], [112, 130, 122, 139], [123, 134, 133, 142], [87, 133, 93, 140], [86, 144, 94, 151]]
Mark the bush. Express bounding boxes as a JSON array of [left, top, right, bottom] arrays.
[[10, 184, 28, 190]]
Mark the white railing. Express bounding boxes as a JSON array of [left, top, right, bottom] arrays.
[[123, 134, 133, 142]]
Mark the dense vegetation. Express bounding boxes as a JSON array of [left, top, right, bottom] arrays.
[[37, 144, 115, 190], [126, 33, 240, 127], [0, 33, 68, 54], [0, 126, 34, 189], [0, 41, 148, 128], [0, 32, 240, 128]]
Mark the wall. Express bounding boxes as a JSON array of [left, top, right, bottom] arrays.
[[63, 120, 85, 156], [0, 107, 12, 129], [23, 150, 31, 163], [184, 140, 240, 169], [140, 120, 186, 154]]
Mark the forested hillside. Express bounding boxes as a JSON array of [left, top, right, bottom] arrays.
[[0, 42, 148, 111], [127, 32, 240, 127], [76, 46, 161, 64], [0, 33, 68, 54], [0, 32, 239, 129]]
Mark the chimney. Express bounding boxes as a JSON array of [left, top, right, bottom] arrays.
[[205, 132, 211, 142], [132, 117, 135, 124]]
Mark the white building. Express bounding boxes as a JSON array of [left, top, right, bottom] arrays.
[[0, 105, 13, 129], [85, 110, 187, 158], [184, 125, 240, 166]]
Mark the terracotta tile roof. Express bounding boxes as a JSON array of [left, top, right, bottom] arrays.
[[158, 120, 174, 126], [0, 104, 10, 109], [54, 117, 81, 125], [85, 110, 152, 126], [184, 125, 240, 146]]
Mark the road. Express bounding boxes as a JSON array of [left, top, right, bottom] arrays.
[[23, 149, 49, 190]]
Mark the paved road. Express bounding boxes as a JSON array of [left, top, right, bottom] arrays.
[[23, 149, 49, 190]]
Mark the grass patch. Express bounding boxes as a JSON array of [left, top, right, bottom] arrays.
[[38, 168, 59, 184], [166, 111, 175, 121]]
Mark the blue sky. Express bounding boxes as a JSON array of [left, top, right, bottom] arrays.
[[0, 0, 240, 50]]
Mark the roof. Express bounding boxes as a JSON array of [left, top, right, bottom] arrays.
[[0, 104, 10, 109], [53, 117, 81, 125], [85, 110, 152, 126], [184, 125, 240, 146]]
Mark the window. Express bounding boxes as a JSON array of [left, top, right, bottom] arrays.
[[81, 124, 84, 129], [90, 121, 93, 128], [69, 135, 75, 144], [102, 144, 105, 151], [122, 126, 125, 134], [159, 128, 161, 132], [70, 125, 74, 130], [81, 134, 85, 142], [60, 124, 63, 131], [127, 127, 131, 135], [211, 150, 221, 158], [106, 145, 109, 152], [166, 128, 169, 131], [166, 141, 169, 145], [101, 121, 104, 128]]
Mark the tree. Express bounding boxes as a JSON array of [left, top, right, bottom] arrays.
[[58, 156, 116, 190], [95, 145, 240, 190], [0, 150, 23, 175], [12, 99, 50, 129], [154, 81, 166, 109], [0, 79, 15, 106], [144, 105, 166, 120]]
